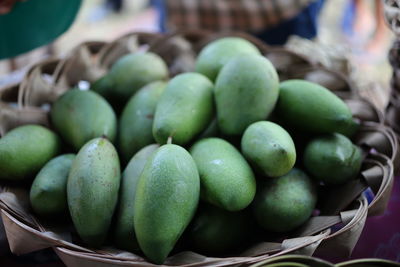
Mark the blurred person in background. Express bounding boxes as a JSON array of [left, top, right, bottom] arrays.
[[342, 0, 389, 59], [152, 0, 325, 45]]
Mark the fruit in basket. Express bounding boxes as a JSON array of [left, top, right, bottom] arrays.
[[188, 204, 250, 254], [241, 121, 296, 177], [67, 137, 120, 247], [195, 37, 261, 81], [153, 72, 214, 145], [197, 118, 219, 139], [30, 154, 75, 217], [190, 138, 256, 211], [51, 89, 117, 151], [134, 144, 200, 264], [253, 168, 317, 232], [119, 81, 166, 163], [0, 125, 61, 181], [276, 79, 356, 135], [114, 144, 159, 252], [90, 75, 113, 99], [0, 34, 373, 264], [304, 133, 363, 185], [215, 54, 279, 136], [92, 52, 168, 103]]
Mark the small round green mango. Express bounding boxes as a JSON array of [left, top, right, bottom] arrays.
[[90, 75, 114, 99], [241, 121, 296, 177], [195, 37, 260, 81], [0, 125, 61, 180], [93, 52, 168, 103], [190, 138, 256, 211], [50, 89, 117, 151], [118, 81, 166, 163], [303, 133, 363, 185], [253, 168, 317, 233], [30, 154, 75, 216], [188, 204, 249, 255], [152, 72, 214, 145], [114, 144, 159, 252]]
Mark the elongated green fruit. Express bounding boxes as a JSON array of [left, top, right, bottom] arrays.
[[277, 80, 356, 135], [119, 81, 166, 163], [134, 144, 200, 264], [0, 125, 61, 180], [30, 154, 75, 216], [51, 89, 117, 151], [215, 54, 279, 135], [241, 121, 296, 177], [67, 138, 120, 247], [153, 73, 214, 145], [114, 144, 159, 251], [190, 138, 256, 211]]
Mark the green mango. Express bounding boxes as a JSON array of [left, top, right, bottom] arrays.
[[92, 52, 168, 104], [253, 168, 317, 233], [303, 133, 363, 185], [188, 204, 249, 255], [190, 138, 256, 211], [134, 144, 200, 264], [114, 144, 159, 252], [195, 37, 260, 81], [215, 54, 279, 136], [241, 121, 296, 177], [0, 125, 61, 180], [90, 75, 113, 99], [197, 118, 219, 139], [30, 154, 75, 217], [119, 81, 166, 163], [276, 80, 356, 135], [51, 89, 117, 151], [153, 73, 214, 145], [67, 138, 120, 247], [266, 263, 309, 267]]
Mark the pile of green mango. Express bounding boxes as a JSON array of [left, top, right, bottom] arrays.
[[0, 37, 364, 264]]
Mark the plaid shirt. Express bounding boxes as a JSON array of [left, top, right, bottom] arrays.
[[165, 0, 317, 32]]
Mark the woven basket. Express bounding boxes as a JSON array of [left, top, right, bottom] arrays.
[[0, 31, 397, 267], [384, 0, 400, 37], [384, 1, 400, 140], [386, 39, 400, 135]]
